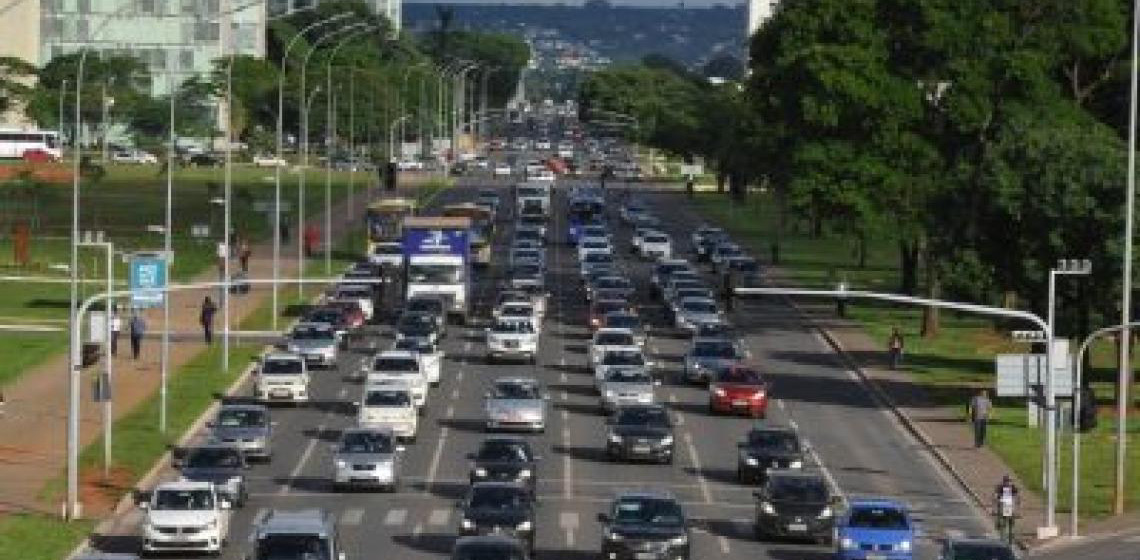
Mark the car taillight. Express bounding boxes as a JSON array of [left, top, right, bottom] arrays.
[[712, 387, 726, 397], [752, 391, 766, 400]]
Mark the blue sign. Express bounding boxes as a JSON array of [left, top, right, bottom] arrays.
[[129, 254, 167, 308], [402, 228, 470, 259]]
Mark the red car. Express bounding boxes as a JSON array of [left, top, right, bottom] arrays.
[[709, 366, 769, 418]]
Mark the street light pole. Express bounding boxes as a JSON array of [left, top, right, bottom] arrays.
[[161, 75, 175, 434], [1117, 0, 1139, 517], [58, 79, 67, 153]]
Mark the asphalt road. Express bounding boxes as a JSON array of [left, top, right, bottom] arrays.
[[86, 171, 996, 560]]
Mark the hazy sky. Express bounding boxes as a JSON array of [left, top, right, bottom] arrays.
[[404, 0, 746, 7]]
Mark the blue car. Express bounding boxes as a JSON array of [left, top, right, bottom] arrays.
[[835, 499, 915, 560]]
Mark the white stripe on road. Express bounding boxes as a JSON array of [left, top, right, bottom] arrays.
[[560, 511, 579, 548], [428, 508, 451, 526], [424, 426, 450, 494], [280, 422, 325, 495], [682, 432, 713, 504], [340, 508, 364, 526], [718, 535, 731, 554], [383, 509, 407, 526]]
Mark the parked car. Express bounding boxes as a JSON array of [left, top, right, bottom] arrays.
[[753, 470, 837, 543], [207, 403, 274, 461], [111, 149, 158, 164], [484, 377, 547, 432], [598, 491, 690, 560], [737, 426, 805, 484], [331, 426, 404, 492], [835, 499, 916, 560]]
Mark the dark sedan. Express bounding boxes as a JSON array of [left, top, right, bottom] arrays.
[[599, 492, 690, 560], [468, 438, 540, 494], [174, 444, 248, 507], [605, 404, 674, 464], [753, 470, 837, 544], [737, 426, 805, 483], [457, 482, 537, 553]]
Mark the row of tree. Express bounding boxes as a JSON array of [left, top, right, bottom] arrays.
[[580, 0, 1133, 341]]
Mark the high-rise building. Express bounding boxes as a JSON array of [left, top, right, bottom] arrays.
[[269, 0, 401, 33], [746, 0, 778, 39]]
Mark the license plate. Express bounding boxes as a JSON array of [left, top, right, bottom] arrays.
[[866, 555, 886, 560], [787, 523, 807, 532], [733, 400, 749, 407], [634, 553, 657, 560], [271, 389, 291, 398], [632, 445, 651, 454]]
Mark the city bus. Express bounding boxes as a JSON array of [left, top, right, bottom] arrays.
[[365, 198, 418, 254], [441, 203, 495, 267], [0, 129, 62, 160]]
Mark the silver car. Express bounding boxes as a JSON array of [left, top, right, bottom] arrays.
[[594, 348, 652, 391], [207, 404, 274, 461], [674, 297, 724, 333], [331, 427, 404, 492], [683, 336, 746, 384], [599, 368, 659, 412], [285, 322, 339, 368], [484, 377, 548, 432]]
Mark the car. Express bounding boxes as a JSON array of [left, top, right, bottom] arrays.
[[368, 241, 405, 267], [356, 381, 418, 441], [174, 444, 248, 507], [594, 347, 652, 391], [248, 509, 345, 560], [669, 288, 717, 315], [187, 152, 222, 167], [484, 377, 547, 432], [710, 366, 769, 417], [254, 352, 310, 404], [111, 149, 158, 164], [586, 276, 634, 302], [690, 225, 725, 252], [651, 259, 693, 297], [304, 306, 353, 342], [207, 403, 274, 461], [468, 438, 540, 495], [493, 163, 513, 176], [457, 482, 537, 553], [396, 159, 424, 170], [938, 537, 1018, 560], [495, 300, 540, 326], [579, 225, 610, 244], [140, 480, 232, 555], [620, 202, 648, 224], [511, 247, 546, 269], [598, 491, 690, 560], [330, 284, 375, 321], [662, 272, 704, 303], [331, 427, 404, 492], [696, 230, 731, 262], [485, 318, 539, 364], [639, 232, 673, 260], [392, 338, 442, 386], [252, 154, 287, 167], [737, 426, 805, 483], [835, 499, 916, 560], [630, 226, 658, 254], [476, 190, 501, 213], [690, 319, 736, 340], [578, 237, 613, 260], [683, 336, 746, 384], [711, 242, 746, 272], [588, 299, 633, 331], [605, 404, 674, 463], [579, 251, 616, 277], [589, 328, 640, 366], [601, 312, 649, 347], [452, 535, 531, 560], [284, 322, 339, 368], [395, 311, 443, 348], [599, 367, 659, 412], [364, 351, 428, 409], [752, 470, 837, 543], [404, 296, 449, 336], [517, 284, 549, 320], [673, 297, 724, 333]]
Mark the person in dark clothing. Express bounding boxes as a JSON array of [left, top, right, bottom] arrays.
[[721, 271, 735, 312], [238, 239, 251, 273], [129, 313, 146, 360], [968, 389, 993, 448], [200, 296, 218, 344], [887, 327, 904, 370]]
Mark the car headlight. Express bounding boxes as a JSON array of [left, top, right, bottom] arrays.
[[898, 540, 911, 552], [604, 390, 616, 399], [660, 435, 674, 446], [473, 467, 488, 477], [608, 433, 623, 443], [461, 518, 475, 530], [818, 507, 833, 519], [744, 456, 759, 466], [604, 528, 623, 541], [335, 460, 348, 469], [516, 520, 533, 531], [760, 501, 776, 515], [840, 537, 856, 550], [712, 387, 726, 397], [667, 534, 688, 546], [518, 469, 533, 479], [788, 460, 803, 469]]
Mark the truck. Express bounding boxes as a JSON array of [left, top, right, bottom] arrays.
[[365, 198, 417, 254], [401, 216, 473, 324], [442, 203, 495, 267], [515, 182, 551, 217]]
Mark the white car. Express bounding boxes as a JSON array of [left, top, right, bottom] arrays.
[[494, 302, 540, 331], [535, 140, 552, 150], [485, 318, 539, 364], [578, 237, 613, 261], [140, 480, 231, 554], [493, 163, 513, 176], [364, 351, 428, 410], [368, 242, 405, 268], [252, 154, 287, 167], [594, 347, 650, 390], [356, 381, 418, 441], [599, 367, 658, 412], [112, 149, 158, 164], [255, 352, 310, 404], [396, 159, 424, 170], [639, 232, 672, 260], [393, 338, 442, 386], [589, 328, 640, 366]]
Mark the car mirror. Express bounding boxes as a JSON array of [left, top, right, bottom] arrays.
[[596, 512, 610, 523]]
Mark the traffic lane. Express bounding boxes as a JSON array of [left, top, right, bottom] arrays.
[[1029, 532, 1140, 560]]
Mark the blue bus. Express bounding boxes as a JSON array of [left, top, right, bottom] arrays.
[[567, 196, 605, 245]]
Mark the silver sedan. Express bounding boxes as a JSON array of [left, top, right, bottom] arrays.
[[484, 377, 548, 432]]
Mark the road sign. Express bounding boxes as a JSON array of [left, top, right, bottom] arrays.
[[129, 253, 167, 309], [191, 224, 211, 238], [88, 311, 106, 343], [995, 340, 1074, 398], [680, 164, 703, 176]]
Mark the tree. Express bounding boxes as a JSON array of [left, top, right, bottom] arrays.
[[702, 54, 744, 81], [0, 56, 36, 115]]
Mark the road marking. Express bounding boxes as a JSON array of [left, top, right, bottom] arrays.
[[560, 511, 579, 548], [428, 508, 451, 526], [560, 372, 568, 383], [340, 508, 364, 526], [338, 387, 347, 399], [561, 390, 568, 400], [280, 422, 325, 495], [682, 432, 713, 504], [457, 370, 464, 382], [412, 522, 424, 539], [383, 509, 407, 526], [718, 535, 731, 554], [424, 426, 451, 494], [446, 404, 455, 417], [776, 398, 786, 410], [451, 389, 459, 399]]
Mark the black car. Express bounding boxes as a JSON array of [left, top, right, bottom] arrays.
[[752, 470, 836, 544], [468, 438, 540, 494], [396, 311, 442, 347], [451, 535, 530, 560], [175, 444, 249, 506], [737, 426, 805, 483], [305, 306, 351, 342], [939, 537, 1018, 560], [457, 482, 537, 553], [605, 404, 674, 464], [404, 296, 448, 335], [598, 492, 690, 560]]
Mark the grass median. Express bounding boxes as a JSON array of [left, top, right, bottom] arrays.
[[691, 190, 1140, 518]]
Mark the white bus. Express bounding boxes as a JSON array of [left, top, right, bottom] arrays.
[[0, 129, 62, 160]]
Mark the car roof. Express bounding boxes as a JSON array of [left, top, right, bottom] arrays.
[[493, 376, 540, 385], [341, 425, 394, 438], [217, 403, 268, 413], [613, 489, 679, 501], [293, 321, 334, 330], [747, 424, 796, 435], [454, 535, 525, 548], [848, 498, 909, 510], [469, 480, 529, 490], [263, 351, 303, 361], [257, 509, 335, 536], [155, 479, 214, 491], [595, 328, 634, 337]]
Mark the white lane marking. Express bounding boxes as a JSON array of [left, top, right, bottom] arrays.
[[338, 387, 347, 399], [424, 426, 451, 494], [340, 508, 364, 526], [776, 398, 786, 410], [457, 370, 464, 382], [560, 511, 579, 548], [383, 509, 407, 526], [718, 535, 731, 554], [561, 390, 568, 401], [446, 405, 455, 417], [428, 508, 451, 526], [412, 522, 424, 539], [560, 372, 568, 383], [1122, 534, 1140, 543], [451, 388, 460, 399], [280, 422, 325, 495], [682, 432, 713, 504]]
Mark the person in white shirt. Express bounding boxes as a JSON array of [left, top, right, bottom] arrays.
[[110, 306, 122, 357]]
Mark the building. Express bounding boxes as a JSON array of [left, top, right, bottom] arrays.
[[746, 0, 777, 38], [269, 0, 401, 33]]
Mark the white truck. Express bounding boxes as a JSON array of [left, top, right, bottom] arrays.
[[402, 216, 473, 325]]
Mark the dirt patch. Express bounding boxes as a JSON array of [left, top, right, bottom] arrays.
[[78, 466, 134, 517]]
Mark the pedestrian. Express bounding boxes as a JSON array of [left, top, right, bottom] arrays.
[[993, 474, 1019, 544], [280, 216, 291, 244], [109, 305, 122, 357], [200, 296, 218, 345], [968, 389, 993, 448], [239, 238, 251, 273], [836, 274, 849, 318], [129, 312, 146, 360], [685, 179, 694, 199], [216, 240, 228, 277], [304, 225, 319, 258], [722, 270, 735, 312], [887, 327, 904, 370], [0, 389, 6, 416]]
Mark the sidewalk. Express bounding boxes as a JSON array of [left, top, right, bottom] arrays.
[[0, 182, 383, 516]]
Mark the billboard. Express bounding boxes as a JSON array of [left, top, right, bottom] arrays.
[[129, 253, 167, 309], [401, 227, 470, 259]]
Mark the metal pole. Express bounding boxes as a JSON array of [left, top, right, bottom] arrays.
[[67, 48, 90, 521], [58, 79, 67, 153], [161, 76, 174, 434], [1045, 270, 1057, 533], [101, 83, 108, 163], [223, 54, 233, 372], [102, 242, 112, 476], [348, 69, 355, 221], [1116, 0, 1139, 516]]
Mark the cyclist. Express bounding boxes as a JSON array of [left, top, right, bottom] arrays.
[[994, 475, 1019, 544]]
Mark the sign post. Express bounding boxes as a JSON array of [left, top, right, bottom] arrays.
[[129, 253, 167, 309]]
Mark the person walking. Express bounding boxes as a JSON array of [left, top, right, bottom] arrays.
[[109, 306, 122, 357], [887, 327, 904, 370], [993, 474, 1019, 544], [200, 296, 218, 345], [238, 238, 251, 273], [721, 270, 735, 312], [968, 389, 993, 448], [129, 312, 146, 360], [304, 225, 319, 258]]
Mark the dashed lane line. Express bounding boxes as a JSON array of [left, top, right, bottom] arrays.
[[682, 432, 713, 504]]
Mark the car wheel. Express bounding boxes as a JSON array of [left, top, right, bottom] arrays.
[[754, 524, 767, 541]]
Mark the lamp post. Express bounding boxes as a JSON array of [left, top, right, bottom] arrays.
[[77, 231, 112, 476], [399, 62, 427, 163], [1117, 0, 1139, 517], [58, 79, 68, 153]]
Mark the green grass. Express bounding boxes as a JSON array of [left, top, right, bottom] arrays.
[[0, 515, 94, 560], [692, 190, 1140, 519], [0, 332, 67, 387]]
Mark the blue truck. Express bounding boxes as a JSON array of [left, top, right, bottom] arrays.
[[401, 216, 473, 324]]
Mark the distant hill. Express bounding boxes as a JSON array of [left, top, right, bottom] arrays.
[[404, 2, 747, 67]]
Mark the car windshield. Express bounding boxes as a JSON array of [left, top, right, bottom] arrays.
[[291, 327, 334, 341], [584, 252, 613, 264], [583, 227, 608, 237], [452, 543, 525, 560], [407, 300, 443, 314], [374, 244, 402, 255], [492, 320, 535, 334], [339, 431, 394, 454], [615, 407, 669, 427], [184, 447, 241, 469], [262, 359, 303, 374], [500, 305, 534, 317], [682, 300, 718, 313], [718, 368, 763, 384], [407, 264, 462, 283], [768, 476, 828, 502], [694, 340, 738, 358], [491, 382, 541, 400], [364, 389, 411, 407], [603, 350, 645, 366], [612, 498, 684, 526], [476, 441, 532, 462], [606, 369, 652, 384], [597, 278, 629, 289], [374, 357, 419, 372], [513, 264, 542, 277], [583, 241, 609, 249], [216, 408, 267, 428], [394, 339, 435, 353], [398, 319, 435, 337], [256, 535, 331, 560], [948, 544, 1017, 560], [469, 486, 529, 510], [604, 315, 640, 330], [153, 489, 215, 510], [596, 332, 634, 346], [847, 507, 910, 530], [645, 235, 669, 244]]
